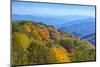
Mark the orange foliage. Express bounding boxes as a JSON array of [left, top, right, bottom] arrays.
[[36, 27, 50, 41], [23, 24, 31, 32]]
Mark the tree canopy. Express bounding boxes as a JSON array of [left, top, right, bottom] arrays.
[[12, 21, 96, 66]]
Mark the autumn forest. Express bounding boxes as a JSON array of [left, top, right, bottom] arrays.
[[12, 21, 96, 66]]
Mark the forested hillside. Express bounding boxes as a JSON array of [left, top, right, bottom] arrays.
[[12, 21, 96, 66]]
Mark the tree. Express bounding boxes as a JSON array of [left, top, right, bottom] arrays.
[[12, 32, 30, 49], [12, 32, 30, 65], [48, 45, 70, 63], [12, 23, 23, 32], [12, 45, 28, 65], [70, 40, 96, 62], [27, 40, 50, 64], [36, 27, 50, 41], [22, 23, 31, 33], [61, 38, 75, 48]]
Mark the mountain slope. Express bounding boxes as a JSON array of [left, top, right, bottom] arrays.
[[58, 18, 95, 45], [12, 20, 96, 65]]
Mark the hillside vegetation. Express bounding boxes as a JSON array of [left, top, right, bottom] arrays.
[[12, 21, 96, 66]]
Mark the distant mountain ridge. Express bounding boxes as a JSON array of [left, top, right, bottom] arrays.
[[12, 14, 94, 25], [12, 14, 96, 45], [58, 18, 96, 45], [59, 18, 95, 35]]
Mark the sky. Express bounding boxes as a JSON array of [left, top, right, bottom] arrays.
[[12, 1, 95, 17]]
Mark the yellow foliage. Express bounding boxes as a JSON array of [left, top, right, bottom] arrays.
[[55, 30, 61, 40], [12, 32, 30, 48], [23, 24, 31, 32], [31, 29, 42, 40], [48, 45, 70, 63]]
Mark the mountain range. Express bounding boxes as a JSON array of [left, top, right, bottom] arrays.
[[12, 14, 96, 45]]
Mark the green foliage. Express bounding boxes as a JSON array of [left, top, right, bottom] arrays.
[[12, 23, 23, 32], [19, 21, 33, 25], [12, 45, 28, 65], [70, 40, 96, 62], [61, 38, 75, 48], [27, 40, 50, 64]]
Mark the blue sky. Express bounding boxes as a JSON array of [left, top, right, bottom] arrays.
[[12, 1, 95, 17]]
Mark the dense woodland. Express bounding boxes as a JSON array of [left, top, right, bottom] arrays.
[[12, 21, 96, 66]]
